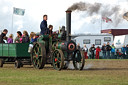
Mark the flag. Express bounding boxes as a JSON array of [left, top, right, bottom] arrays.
[[13, 7, 25, 16], [102, 17, 112, 23]]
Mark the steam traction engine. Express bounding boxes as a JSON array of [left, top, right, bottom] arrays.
[[31, 11, 85, 70]]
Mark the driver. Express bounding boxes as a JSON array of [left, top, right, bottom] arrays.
[[47, 25, 53, 35]]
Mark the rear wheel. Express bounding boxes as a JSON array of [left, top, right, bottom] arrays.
[[15, 60, 21, 68], [31, 42, 46, 69], [73, 50, 85, 70], [0, 59, 4, 67], [52, 49, 64, 70]]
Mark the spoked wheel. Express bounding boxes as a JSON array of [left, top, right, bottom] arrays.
[[20, 62, 23, 67], [0, 59, 4, 67], [31, 42, 46, 69], [15, 60, 21, 68], [52, 49, 64, 70], [73, 50, 85, 70]]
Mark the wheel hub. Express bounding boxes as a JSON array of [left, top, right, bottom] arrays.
[[55, 58, 58, 62], [36, 54, 38, 58]]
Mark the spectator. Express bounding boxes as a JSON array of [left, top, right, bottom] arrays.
[[121, 45, 126, 59], [30, 32, 35, 40], [28, 32, 37, 53], [116, 49, 123, 59], [0, 29, 8, 43], [89, 44, 96, 59], [83, 44, 88, 59], [101, 43, 106, 59], [77, 43, 81, 50], [3, 36, 8, 43], [7, 34, 13, 43], [95, 46, 101, 59], [31, 34, 37, 43], [111, 43, 116, 59], [125, 45, 128, 59], [106, 42, 111, 59], [30, 32, 37, 43], [15, 31, 22, 43], [22, 31, 30, 43]]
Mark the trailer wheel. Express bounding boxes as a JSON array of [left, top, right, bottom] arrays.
[[0, 59, 4, 67], [73, 50, 85, 70], [15, 60, 21, 68], [52, 49, 64, 71], [20, 63, 23, 67], [31, 42, 46, 69]]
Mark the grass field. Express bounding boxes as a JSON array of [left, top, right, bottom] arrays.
[[0, 59, 128, 85]]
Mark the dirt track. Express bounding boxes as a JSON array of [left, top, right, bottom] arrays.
[[2, 59, 128, 70], [84, 59, 128, 70]]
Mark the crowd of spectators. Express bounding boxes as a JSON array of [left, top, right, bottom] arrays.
[[77, 42, 128, 59], [0, 29, 38, 44]]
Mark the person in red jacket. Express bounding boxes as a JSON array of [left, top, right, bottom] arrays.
[[96, 46, 101, 59], [83, 44, 88, 59]]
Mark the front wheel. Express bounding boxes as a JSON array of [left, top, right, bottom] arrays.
[[73, 50, 85, 70], [52, 49, 64, 70]]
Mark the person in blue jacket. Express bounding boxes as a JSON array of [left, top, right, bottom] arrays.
[[40, 15, 48, 35], [121, 45, 126, 59], [111, 43, 115, 59], [125, 45, 128, 59]]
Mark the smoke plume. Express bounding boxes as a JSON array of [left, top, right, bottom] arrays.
[[67, 2, 124, 27], [67, 2, 102, 15], [101, 5, 120, 17]]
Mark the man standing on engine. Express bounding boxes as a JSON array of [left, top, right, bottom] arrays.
[[40, 15, 48, 35]]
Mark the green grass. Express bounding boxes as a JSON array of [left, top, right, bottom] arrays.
[[0, 59, 128, 85]]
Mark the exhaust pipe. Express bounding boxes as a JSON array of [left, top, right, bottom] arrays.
[[66, 11, 72, 41]]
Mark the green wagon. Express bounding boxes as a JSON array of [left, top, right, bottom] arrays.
[[0, 43, 31, 68]]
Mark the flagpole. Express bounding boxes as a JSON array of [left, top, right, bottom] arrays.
[[101, 16, 102, 32], [11, 7, 14, 34], [11, 14, 14, 34]]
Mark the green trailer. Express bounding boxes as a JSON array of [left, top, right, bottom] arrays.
[[0, 43, 31, 68]]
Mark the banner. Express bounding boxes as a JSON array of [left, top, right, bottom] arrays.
[[13, 7, 25, 16]]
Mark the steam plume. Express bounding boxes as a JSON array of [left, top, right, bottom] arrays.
[[67, 2, 102, 15], [67, 2, 124, 27]]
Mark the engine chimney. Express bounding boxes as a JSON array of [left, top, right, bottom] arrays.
[[66, 11, 72, 41]]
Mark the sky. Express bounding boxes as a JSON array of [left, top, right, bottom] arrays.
[[0, 0, 128, 36]]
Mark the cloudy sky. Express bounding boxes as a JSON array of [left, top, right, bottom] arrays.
[[0, 0, 128, 36]]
